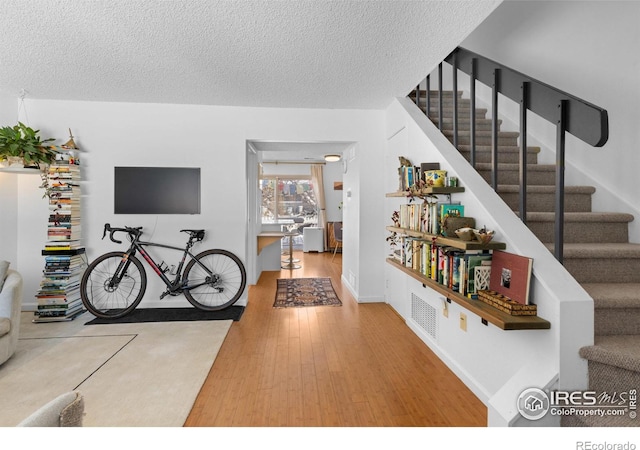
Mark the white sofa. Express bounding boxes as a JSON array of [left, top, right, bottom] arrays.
[[0, 269, 23, 365]]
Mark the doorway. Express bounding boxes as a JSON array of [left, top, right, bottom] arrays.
[[246, 140, 352, 284]]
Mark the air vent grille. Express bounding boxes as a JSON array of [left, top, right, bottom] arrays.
[[411, 293, 437, 341]]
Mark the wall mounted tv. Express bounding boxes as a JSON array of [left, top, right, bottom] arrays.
[[114, 167, 201, 214]]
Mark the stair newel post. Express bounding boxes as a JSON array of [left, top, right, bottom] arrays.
[[415, 84, 421, 114], [555, 100, 568, 263], [491, 68, 501, 190], [426, 75, 431, 119], [452, 51, 459, 149], [519, 81, 530, 225], [470, 58, 477, 168], [438, 63, 443, 131]]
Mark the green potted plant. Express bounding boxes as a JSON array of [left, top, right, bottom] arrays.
[[0, 122, 57, 169]]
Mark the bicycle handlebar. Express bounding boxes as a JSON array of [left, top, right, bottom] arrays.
[[102, 223, 142, 244]]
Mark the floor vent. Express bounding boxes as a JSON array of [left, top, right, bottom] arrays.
[[411, 293, 437, 341]]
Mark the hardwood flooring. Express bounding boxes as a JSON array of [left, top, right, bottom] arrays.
[[184, 251, 487, 427]]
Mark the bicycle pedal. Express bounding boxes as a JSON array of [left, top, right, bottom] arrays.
[[159, 291, 170, 300]]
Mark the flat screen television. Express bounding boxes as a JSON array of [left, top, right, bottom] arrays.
[[114, 167, 201, 214]]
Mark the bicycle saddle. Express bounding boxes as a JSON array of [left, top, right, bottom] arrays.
[[181, 229, 205, 241]]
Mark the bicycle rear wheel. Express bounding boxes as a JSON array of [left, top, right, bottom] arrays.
[[81, 251, 147, 319], [183, 249, 246, 311]]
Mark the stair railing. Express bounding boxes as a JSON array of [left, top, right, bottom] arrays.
[[413, 47, 609, 263]]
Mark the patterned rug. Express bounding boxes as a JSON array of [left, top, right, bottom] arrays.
[[274, 278, 342, 308]]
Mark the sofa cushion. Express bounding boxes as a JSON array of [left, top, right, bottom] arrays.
[[0, 318, 9, 337], [0, 260, 9, 292]]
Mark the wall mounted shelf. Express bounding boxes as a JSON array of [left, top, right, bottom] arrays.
[[386, 187, 465, 197], [386, 258, 550, 330], [0, 166, 42, 174], [386, 226, 506, 251]]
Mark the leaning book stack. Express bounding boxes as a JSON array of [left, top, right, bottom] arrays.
[[34, 161, 86, 322]]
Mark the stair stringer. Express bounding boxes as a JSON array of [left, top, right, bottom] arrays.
[[388, 97, 594, 426]]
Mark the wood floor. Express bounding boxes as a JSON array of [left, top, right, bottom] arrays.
[[184, 251, 487, 427]]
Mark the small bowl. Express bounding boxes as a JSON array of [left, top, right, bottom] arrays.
[[474, 229, 495, 245], [455, 227, 475, 241]]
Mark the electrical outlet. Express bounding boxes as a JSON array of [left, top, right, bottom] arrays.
[[460, 313, 467, 331]]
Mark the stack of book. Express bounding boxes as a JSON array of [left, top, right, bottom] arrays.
[[45, 164, 82, 252], [34, 248, 86, 322], [34, 161, 86, 322]]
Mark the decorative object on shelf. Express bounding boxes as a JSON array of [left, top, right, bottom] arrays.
[[442, 216, 475, 238], [473, 227, 495, 245], [386, 211, 402, 257], [424, 169, 447, 187], [0, 122, 57, 169], [474, 265, 492, 292], [477, 290, 537, 316], [455, 227, 476, 241], [488, 250, 534, 306]]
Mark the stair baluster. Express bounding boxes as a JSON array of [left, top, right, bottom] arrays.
[[519, 81, 530, 225]]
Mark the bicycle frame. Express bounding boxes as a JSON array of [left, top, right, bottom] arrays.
[[115, 237, 213, 294]]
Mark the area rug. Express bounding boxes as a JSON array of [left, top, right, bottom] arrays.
[[85, 306, 244, 325], [274, 277, 342, 308], [0, 312, 232, 426]]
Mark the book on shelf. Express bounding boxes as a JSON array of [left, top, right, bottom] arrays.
[[439, 203, 464, 225], [488, 250, 534, 305]]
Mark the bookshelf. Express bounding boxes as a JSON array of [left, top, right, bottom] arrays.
[[386, 258, 549, 330], [385, 182, 549, 331], [34, 161, 86, 322]]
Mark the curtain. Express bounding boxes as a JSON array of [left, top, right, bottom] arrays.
[[310, 164, 328, 250]]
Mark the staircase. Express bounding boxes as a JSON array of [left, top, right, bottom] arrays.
[[414, 90, 640, 427]]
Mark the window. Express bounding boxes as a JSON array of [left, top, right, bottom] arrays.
[[260, 177, 317, 224]]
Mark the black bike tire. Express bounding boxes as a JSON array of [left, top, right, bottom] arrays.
[[182, 249, 247, 311], [80, 251, 147, 319]]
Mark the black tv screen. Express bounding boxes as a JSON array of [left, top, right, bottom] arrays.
[[114, 167, 201, 214]]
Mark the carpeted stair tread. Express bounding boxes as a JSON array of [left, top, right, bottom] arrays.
[[443, 129, 520, 139], [458, 144, 541, 154], [497, 184, 595, 194], [410, 89, 464, 98], [431, 118, 500, 131], [580, 335, 640, 373], [524, 212, 635, 223], [475, 162, 557, 174], [550, 242, 640, 259], [582, 283, 640, 309]]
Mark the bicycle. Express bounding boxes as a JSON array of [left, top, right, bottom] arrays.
[[80, 223, 247, 319]]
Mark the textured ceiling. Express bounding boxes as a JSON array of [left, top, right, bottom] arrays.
[[0, 0, 500, 109]]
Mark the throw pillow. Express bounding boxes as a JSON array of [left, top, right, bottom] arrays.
[[0, 260, 9, 293]]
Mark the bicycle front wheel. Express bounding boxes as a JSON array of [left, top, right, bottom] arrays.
[[183, 249, 246, 311], [80, 252, 147, 319]]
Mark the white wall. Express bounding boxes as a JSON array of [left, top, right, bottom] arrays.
[[0, 93, 19, 266], [8, 99, 385, 309], [461, 0, 640, 240]]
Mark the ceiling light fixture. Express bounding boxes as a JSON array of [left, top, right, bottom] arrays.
[[324, 154, 341, 162]]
